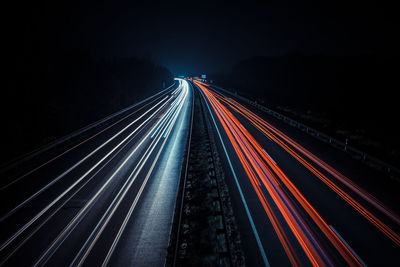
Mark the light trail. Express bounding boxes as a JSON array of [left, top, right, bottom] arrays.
[[329, 225, 367, 266], [0, 89, 180, 263], [163, 81, 189, 138], [69, 80, 189, 267], [0, 88, 173, 192], [201, 87, 271, 267], [211, 91, 400, 247], [225, 96, 400, 226], [198, 82, 325, 265], [100, 81, 189, 267], [151, 81, 187, 139], [196, 80, 364, 266], [0, 113, 154, 265], [33, 80, 189, 266], [0, 94, 171, 224]]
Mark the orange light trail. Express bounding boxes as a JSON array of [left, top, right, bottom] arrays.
[[209, 91, 400, 247], [195, 80, 365, 266], [225, 96, 400, 226]]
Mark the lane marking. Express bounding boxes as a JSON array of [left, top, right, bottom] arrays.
[[262, 149, 277, 165], [172, 80, 194, 267], [0, 82, 177, 174], [33, 100, 176, 266], [329, 225, 367, 267], [0, 96, 171, 254], [0, 119, 154, 265], [0, 90, 171, 192], [71, 81, 190, 266], [204, 86, 328, 265], [0, 96, 170, 225], [101, 84, 190, 267], [199, 86, 270, 267]]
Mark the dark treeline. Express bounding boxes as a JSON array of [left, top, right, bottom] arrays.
[[210, 55, 400, 166], [2, 53, 173, 164], [2, 2, 175, 164]]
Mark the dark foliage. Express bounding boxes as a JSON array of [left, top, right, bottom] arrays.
[[1, 1, 174, 164], [210, 55, 400, 166], [2, 54, 173, 164]]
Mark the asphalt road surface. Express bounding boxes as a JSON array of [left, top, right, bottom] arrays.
[[194, 80, 400, 266], [2, 77, 399, 266], [0, 79, 192, 266]]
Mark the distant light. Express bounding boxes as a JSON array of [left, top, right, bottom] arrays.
[[201, 74, 206, 79]]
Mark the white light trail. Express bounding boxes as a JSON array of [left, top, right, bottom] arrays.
[[34, 80, 190, 266], [0, 95, 171, 253]]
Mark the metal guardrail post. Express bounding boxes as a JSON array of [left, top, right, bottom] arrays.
[[209, 84, 400, 179]]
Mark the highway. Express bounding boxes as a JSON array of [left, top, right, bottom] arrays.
[[0, 78, 192, 266], [1, 76, 399, 266], [193, 80, 400, 266]]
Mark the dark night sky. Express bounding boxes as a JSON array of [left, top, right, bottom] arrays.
[[2, 0, 400, 165], [5, 0, 397, 75]]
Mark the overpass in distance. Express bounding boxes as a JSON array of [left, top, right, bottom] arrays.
[[0, 78, 399, 266]]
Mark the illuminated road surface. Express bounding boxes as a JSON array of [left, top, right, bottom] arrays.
[[0, 79, 192, 266], [1, 77, 399, 266], [194, 80, 400, 266]]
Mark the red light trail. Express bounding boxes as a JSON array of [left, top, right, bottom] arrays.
[[214, 91, 400, 246], [195, 81, 369, 266]]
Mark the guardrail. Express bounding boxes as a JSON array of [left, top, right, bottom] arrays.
[[210, 84, 400, 179], [0, 82, 177, 173]]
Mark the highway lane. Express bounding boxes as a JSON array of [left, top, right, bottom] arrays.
[[0, 81, 178, 191], [105, 86, 192, 266], [0, 78, 192, 266], [0, 81, 178, 217], [194, 80, 400, 266]]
